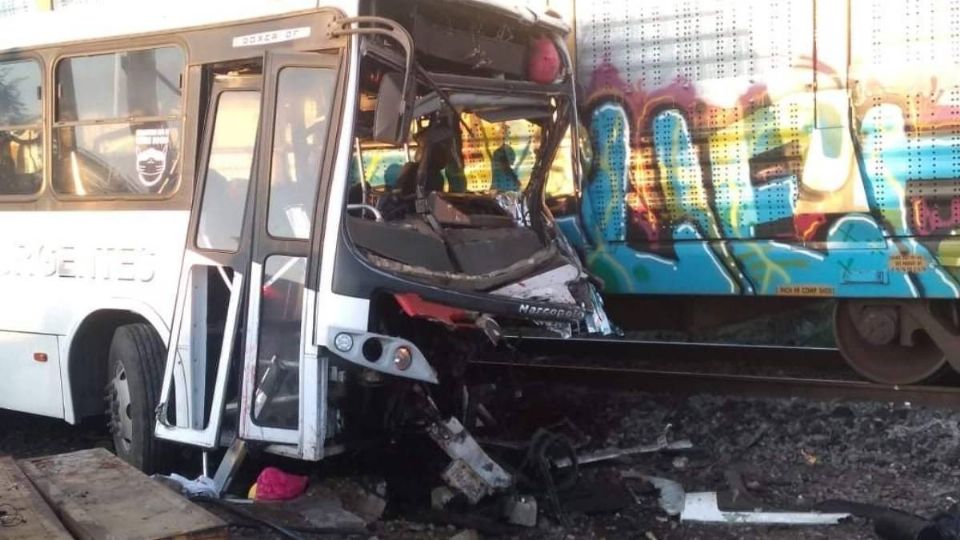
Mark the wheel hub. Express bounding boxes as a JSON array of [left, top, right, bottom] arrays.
[[835, 300, 947, 385], [854, 306, 899, 345], [107, 364, 134, 454]]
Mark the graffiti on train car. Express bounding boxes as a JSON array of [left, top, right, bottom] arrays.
[[564, 0, 960, 298]]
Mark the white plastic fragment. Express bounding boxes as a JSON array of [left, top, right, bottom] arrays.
[[621, 470, 685, 516], [646, 476, 686, 516], [553, 439, 694, 468], [680, 492, 850, 525]]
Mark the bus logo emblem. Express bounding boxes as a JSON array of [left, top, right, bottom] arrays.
[[135, 127, 170, 188]]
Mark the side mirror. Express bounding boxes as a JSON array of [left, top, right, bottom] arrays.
[[373, 71, 408, 144]]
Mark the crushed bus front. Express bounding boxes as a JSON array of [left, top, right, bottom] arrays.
[[148, 0, 609, 502]]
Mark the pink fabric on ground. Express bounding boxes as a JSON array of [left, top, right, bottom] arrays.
[[254, 467, 309, 501]]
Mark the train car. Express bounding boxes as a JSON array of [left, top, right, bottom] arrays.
[[558, 0, 960, 385]]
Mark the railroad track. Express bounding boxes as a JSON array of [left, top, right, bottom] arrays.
[[469, 338, 960, 409]]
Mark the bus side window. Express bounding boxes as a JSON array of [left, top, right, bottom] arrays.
[[0, 59, 42, 196], [51, 47, 184, 198], [197, 91, 261, 252]]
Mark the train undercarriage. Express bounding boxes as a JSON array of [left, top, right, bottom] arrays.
[[599, 295, 960, 387], [833, 299, 960, 386]]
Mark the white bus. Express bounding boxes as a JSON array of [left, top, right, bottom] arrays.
[[0, 0, 608, 495]]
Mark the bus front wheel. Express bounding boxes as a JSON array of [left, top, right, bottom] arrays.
[[105, 323, 165, 473]]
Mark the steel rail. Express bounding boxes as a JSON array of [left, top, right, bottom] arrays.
[[471, 341, 960, 408], [507, 337, 841, 365]]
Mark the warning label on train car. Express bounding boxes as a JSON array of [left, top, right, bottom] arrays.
[[776, 285, 835, 297], [889, 254, 928, 273]]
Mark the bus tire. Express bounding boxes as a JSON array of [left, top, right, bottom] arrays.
[[105, 323, 165, 473]]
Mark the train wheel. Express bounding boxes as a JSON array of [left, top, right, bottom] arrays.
[[834, 300, 948, 385]]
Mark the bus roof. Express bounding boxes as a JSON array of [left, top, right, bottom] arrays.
[[0, 0, 348, 53], [0, 0, 566, 54], [441, 0, 569, 33]]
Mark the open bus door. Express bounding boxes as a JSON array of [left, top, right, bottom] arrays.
[[155, 51, 342, 461]]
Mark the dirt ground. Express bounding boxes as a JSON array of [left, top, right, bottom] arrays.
[[0, 408, 112, 459], [3, 379, 959, 539], [482, 383, 960, 539]]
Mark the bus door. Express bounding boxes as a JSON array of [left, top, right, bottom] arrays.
[[154, 73, 263, 449], [236, 52, 339, 460], [155, 51, 341, 459]]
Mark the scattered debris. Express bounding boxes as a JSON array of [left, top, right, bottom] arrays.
[[816, 499, 960, 540], [212, 438, 248, 497], [253, 466, 309, 501], [477, 417, 590, 453], [723, 467, 759, 507], [504, 494, 538, 527], [202, 483, 368, 535], [428, 416, 512, 503], [432, 486, 457, 510], [410, 508, 521, 537], [327, 477, 387, 523], [671, 456, 689, 470], [884, 510, 960, 540], [10, 368, 960, 538], [442, 459, 499, 505], [515, 429, 578, 524], [293, 486, 369, 531], [621, 471, 685, 516], [153, 473, 218, 498], [680, 491, 850, 525], [561, 478, 633, 515], [552, 438, 693, 469]]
